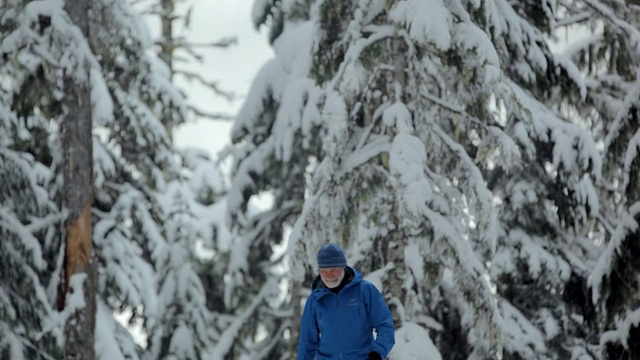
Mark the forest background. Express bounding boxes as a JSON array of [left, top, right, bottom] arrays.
[[2, 0, 640, 360]]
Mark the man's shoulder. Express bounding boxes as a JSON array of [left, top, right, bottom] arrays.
[[358, 278, 384, 297], [359, 279, 372, 290]]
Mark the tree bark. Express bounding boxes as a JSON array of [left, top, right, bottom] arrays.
[[60, 0, 96, 359], [160, 0, 175, 76], [159, 0, 176, 139]]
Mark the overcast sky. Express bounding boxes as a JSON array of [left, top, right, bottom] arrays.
[[173, 0, 274, 157]]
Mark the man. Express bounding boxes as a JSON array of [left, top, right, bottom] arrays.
[[297, 243, 395, 360]]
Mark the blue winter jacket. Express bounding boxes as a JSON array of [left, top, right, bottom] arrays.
[[297, 267, 395, 360]]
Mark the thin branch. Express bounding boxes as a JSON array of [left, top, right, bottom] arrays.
[[596, 213, 616, 236], [154, 37, 237, 64], [421, 91, 494, 130], [130, 0, 153, 6], [180, 44, 205, 63], [554, 11, 593, 28], [10, 335, 59, 360], [188, 105, 235, 121], [251, 319, 292, 359], [177, 69, 235, 100], [188, 37, 238, 48], [154, 37, 237, 50]]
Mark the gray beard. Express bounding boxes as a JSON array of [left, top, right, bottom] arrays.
[[321, 270, 345, 289]]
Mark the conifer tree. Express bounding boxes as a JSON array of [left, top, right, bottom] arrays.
[[1, 0, 98, 358], [564, 1, 640, 358], [0, 104, 61, 360], [230, 0, 604, 358], [89, 1, 228, 358], [0, 0, 212, 358], [133, 1, 237, 358]]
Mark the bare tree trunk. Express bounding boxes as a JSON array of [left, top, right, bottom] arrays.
[[159, 0, 176, 139], [160, 0, 175, 76], [60, 0, 96, 359]]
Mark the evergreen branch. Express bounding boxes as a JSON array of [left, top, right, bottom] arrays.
[[176, 69, 235, 100], [187, 37, 237, 48], [0, 285, 49, 319], [262, 306, 295, 318], [0, 329, 59, 360], [139, 8, 162, 16], [130, 0, 154, 7], [157, 36, 237, 50], [215, 145, 234, 166], [554, 11, 593, 28], [329, 25, 395, 90], [583, 0, 640, 57], [209, 280, 273, 358], [182, 43, 207, 63], [188, 105, 235, 121], [596, 213, 616, 236], [154, 37, 236, 65], [251, 319, 291, 358], [421, 91, 495, 131]]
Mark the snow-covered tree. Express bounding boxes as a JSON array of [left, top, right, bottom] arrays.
[[88, 1, 230, 359], [0, 106, 61, 360], [0, 0, 99, 358], [230, 0, 605, 358], [127, 1, 239, 358], [480, 1, 609, 358], [1, 0, 226, 358], [560, 1, 640, 358]]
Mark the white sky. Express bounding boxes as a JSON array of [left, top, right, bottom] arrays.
[[173, 0, 274, 157]]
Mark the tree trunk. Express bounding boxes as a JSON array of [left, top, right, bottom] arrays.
[[159, 0, 176, 139], [60, 0, 96, 359], [160, 0, 175, 76]]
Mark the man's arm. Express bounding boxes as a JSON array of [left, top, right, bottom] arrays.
[[363, 282, 395, 358], [297, 294, 319, 360]]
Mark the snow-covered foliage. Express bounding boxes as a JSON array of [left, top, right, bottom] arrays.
[[0, 146, 62, 360], [3, 0, 639, 358], [1, 0, 230, 358], [557, 1, 640, 358], [90, 1, 234, 359], [229, 0, 615, 358], [0, 0, 89, 358], [86, 1, 210, 358]]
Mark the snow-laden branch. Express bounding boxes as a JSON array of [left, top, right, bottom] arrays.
[[583, 0, 640, 57], [208, 278, 278, 359]]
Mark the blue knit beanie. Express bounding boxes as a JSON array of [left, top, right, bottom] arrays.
[[317, 243, 347, 268]]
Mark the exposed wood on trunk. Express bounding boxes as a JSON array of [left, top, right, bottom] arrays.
[[63, 201, 93, 294], [61, 200, 96, 360]]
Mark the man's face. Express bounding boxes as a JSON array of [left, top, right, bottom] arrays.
[[319, 267, 344, 288]]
